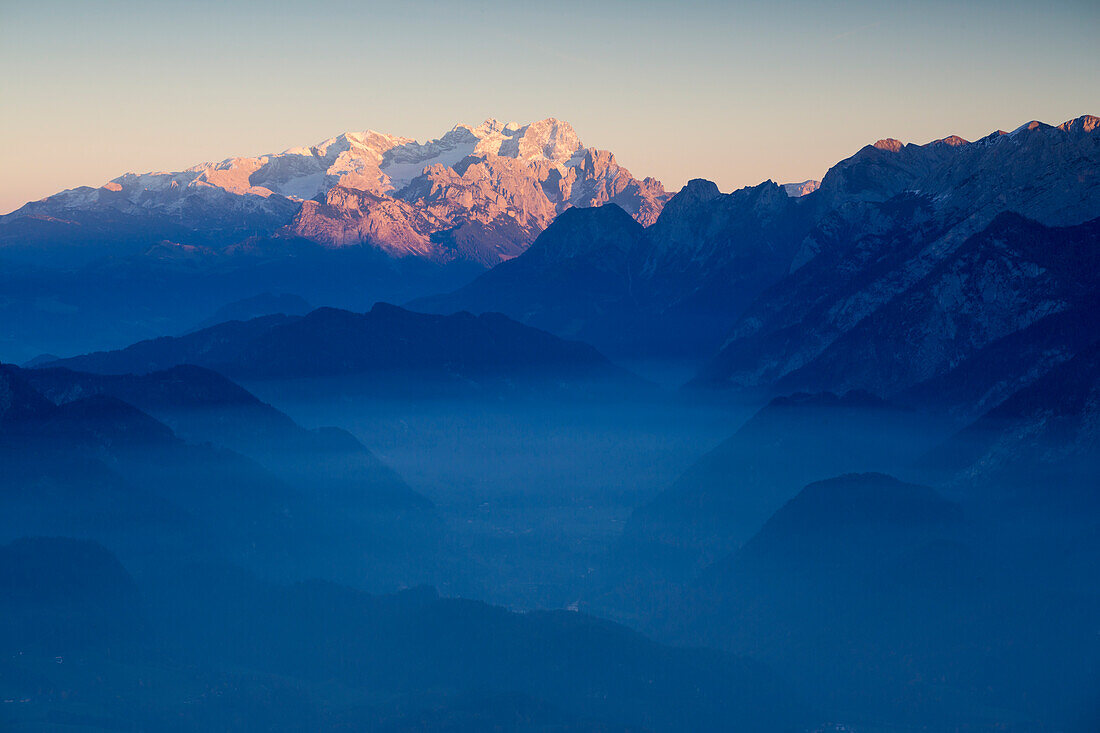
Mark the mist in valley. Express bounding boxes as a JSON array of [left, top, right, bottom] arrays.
[[243, 374, 749, 609], [2, 19, 1099, 726]]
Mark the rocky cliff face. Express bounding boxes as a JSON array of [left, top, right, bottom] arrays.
[[698, 115, 1100, 393], [0, 118, 669, 267], [781, 179, 820, 197], [772, 213, 1100, 397]]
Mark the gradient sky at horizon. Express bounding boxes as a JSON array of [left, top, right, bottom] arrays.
[[1, 0, 1097, 214]]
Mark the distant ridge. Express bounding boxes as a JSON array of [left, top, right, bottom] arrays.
[[39, 303, 633, 389], [193, 293, 313, 331]]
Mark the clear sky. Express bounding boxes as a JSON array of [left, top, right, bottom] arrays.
[[1, 0, 1097, 214]]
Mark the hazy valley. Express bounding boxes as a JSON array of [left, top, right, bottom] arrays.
[[2, 110, 1098, 732]]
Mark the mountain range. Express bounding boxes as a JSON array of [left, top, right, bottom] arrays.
[[11, 114, 1094, 376], [0, 118, 677, 363], [419, 115, 1100, 367], [0, 118, 667, 268], [698, 116, 1100, 392], [413, 178, 816, 357], [3, 111, 1099, 733]]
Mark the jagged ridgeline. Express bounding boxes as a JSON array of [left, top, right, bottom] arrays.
[[421, 116, 1100, 363], [0, 118, 668, 267]]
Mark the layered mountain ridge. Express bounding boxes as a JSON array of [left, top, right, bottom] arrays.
[[36, 303, 634, 395]]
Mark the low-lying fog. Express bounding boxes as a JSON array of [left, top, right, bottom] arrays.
[[244, 375, 750, 609]]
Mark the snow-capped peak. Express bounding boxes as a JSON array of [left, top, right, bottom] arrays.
[[5, 116, 669, 268]]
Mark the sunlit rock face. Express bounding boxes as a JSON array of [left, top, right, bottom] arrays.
[[782, 179, 820, 197], [1, 118, 669, 267]]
